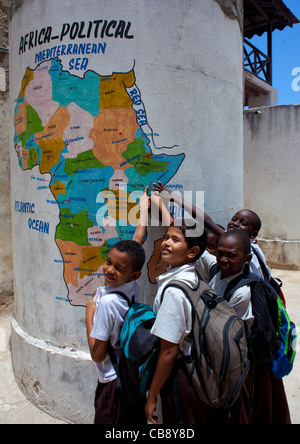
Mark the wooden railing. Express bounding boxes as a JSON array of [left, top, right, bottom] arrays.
[[244, 39, 271, 84]]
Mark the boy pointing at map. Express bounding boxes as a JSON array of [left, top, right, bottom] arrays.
[[85, 240, 147, 425]]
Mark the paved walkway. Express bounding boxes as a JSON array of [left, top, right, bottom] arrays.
[[0, 269, 299, 424]]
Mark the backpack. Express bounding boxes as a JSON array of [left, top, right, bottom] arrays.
[[270, 296, 297, 379], [108, 294, 160, 405], [161, 278, 250, 410], [251, 247, 286, 305], [224, 271, 297, 377]]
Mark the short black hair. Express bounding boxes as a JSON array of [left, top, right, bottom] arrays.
[[220, 229, 251, 256], [245, 209, 262, 233], [170, 220, 207, 262], [112, 240, 146, 272]]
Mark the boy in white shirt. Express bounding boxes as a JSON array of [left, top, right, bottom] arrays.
[[145, 222, 209, 424], [209, 229, 291, 425], [208, 229, 254, 424], [209, 229, 254, 331], [85, 240, 146, 425]]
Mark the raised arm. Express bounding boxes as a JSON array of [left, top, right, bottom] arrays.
[[150, 192, 173, 229], [132, 186, 150, 244], [153, 181, 225, 237], [133, 185, 174, 244]]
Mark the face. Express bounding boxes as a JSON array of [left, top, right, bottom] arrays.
[[206, 232, 219, 256], [161, 226, 199, 269], [103, 248, 141, 288], [216, 236, 252, 278], [227, 210, 258, 239]]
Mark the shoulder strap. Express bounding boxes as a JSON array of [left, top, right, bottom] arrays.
[[209, 263, 219, 280], [113, 291, 134, 307], [223, 271, 260, 302], [251, 247, 270, 282], [161, 280, 196, 308], [161, 278, 218, 310], [106, 291, 133, 373]]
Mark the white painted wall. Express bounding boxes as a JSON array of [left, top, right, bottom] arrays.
[[244, 105, 300, 270], [10, 0, 244, 423], [0, 0, 12, 301], [0, 67, 5, 91]]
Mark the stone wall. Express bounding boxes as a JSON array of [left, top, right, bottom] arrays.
[[244, 105, 300, 270], [0, 0, 13, 300]]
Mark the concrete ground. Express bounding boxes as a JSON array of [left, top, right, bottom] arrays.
[[0, 297, 67, 424], [0, 269, 299, 425]]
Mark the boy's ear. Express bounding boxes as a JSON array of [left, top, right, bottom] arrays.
[[188, 246, 200, 260], [245, 253, 252, 264], [129, 270, 142, 282], [250, 230, 258, 239]]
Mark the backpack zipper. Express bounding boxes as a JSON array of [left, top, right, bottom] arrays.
[[234, 327, 245, 362], [198, 306, 212, 372], [223, 358, 250, 408], [219, 316, 239, 393]]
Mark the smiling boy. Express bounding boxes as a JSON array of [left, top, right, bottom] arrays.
[[206, 229, 254, 424], [85, 240, 146, 424], [209, 229, 254, 330], [145, 222, 208, 424]]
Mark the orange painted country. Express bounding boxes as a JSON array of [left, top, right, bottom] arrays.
[[90, 109, 139, 169]]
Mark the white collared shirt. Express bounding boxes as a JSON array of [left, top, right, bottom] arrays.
[[196, 250, 217, 284], [91, 280, 140, 383], [209, 270, 254, 330], [250, 240, 271, 280], [151, 263, 198, 356]]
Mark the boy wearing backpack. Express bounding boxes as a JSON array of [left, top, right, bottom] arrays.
[[210, 230, 292, 424], [207, 229, 254, 424], [209, 230, 254, 330], [145, 221, 214, 424], [85, 240, 147, 425]]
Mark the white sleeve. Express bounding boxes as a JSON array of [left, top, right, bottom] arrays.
[[90, 297, 115, 342], [230, 286, 254, 329], [151, 287, 192, 345]]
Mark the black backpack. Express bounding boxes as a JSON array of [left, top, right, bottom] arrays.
[[223, 270, 279, 364], [251, 247, 286, 305]]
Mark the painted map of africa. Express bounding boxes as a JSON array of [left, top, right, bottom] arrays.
[[13, 58, 184, 306]]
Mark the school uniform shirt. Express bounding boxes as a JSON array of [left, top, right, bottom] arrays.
[[250, 240, 271, 280], [90, 280, 140, 384], [195, 241, 270, 283], [209, 270, 254, 331], [151, 263, 198, 356], [196, 250, 217, 284]]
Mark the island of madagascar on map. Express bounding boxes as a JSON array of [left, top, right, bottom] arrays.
[[13, 58, 184, 306]]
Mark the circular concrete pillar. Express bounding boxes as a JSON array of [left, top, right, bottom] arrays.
[[9, 0, 243, 423]]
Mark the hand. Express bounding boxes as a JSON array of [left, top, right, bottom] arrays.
[[153, 181, 171, 199], [139, 186, 151, 211], [145, 395, 158, 425]]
